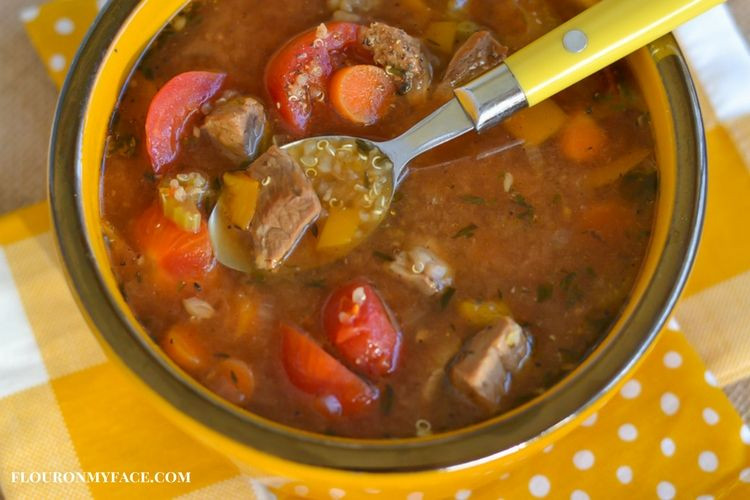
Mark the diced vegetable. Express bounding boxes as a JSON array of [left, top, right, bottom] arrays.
[[316, 207, 361, 250], [584, 148, 650, 188], [204, 358, 255, 406], [133, 203, 214, 279], [400, 0, 433, 27], [145, 71, 226, 172], [265, 22, 365, 133], [329, 65, 395, 125], [160, 323, 210, 375], [502, 99, 567, 146], [222, 171, 260, 230], [458, 299, 512, 326], [455, 20, 481, 44], [559, 112, 607, 162], [159, 172, 209, 233], [579, 201, 633, 242], [322, 280, 401, 377], [281, 322, 379, 416], [424, 22, 457, 54]]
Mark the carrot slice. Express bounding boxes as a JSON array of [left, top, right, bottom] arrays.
[[204, 358, 255, 406], [161, 323, 210, 375], [578, 201, 634, 243], [329, 65, 395, 125], [559, 112, 607, 163]]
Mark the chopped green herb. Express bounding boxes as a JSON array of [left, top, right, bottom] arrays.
[[440, 287, 456, 310], [310, 223, 319, 238], [586, 309, 614, 334], [229, 370, 238, 385], [380, 384, 394, 415], [620, 166, 657, 202], [373, 250, 395, 262], [536, 283, 554, 302], [143, 172, 156, 183], [305, 279, 327, 289], [214, 352, 230, 359], [452, 223, 478, 239], [558, 348, 580, 365], [106, 133, 137, 158], [356, 138, 374, 154], [560, 272, 577, 291], [512, 193, 534, 220], [460, 194, 486, 205], [140, 66, 155, 80], [497, 289, 504, 300], [585, 266, 597, 278]]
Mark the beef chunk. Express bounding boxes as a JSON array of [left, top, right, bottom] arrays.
[[450, 317, 531, 411], [443, 31, 508, 88], [202, 95, 267, 164], [361, 22, 432, 97], [388, 246, 453, 295], [247, 146, 321, 270]]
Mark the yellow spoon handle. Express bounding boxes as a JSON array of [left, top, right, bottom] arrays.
[[454, 0, 723, 131], [506, 0, 724, 106]]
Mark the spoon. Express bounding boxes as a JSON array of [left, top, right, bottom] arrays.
[[211, 0, 722, 273]]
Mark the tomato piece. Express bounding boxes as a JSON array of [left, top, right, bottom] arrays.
[[280, 323, 378, 416], [204, 358, 256, 406], [265, 22, 365, 133], [133, 203, 214, 279], [322, 280, 401, 377], [145, 71, 226, 172]]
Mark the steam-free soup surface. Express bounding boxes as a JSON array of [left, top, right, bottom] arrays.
[[102, 0, 657, 437]]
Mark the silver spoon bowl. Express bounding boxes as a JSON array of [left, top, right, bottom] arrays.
[[209, 65, 526, 273]]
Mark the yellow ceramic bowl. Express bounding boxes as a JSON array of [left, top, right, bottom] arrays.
[[49, 1, 705, 498]]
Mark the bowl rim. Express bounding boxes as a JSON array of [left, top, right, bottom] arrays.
[[49, 0, 706, 473]]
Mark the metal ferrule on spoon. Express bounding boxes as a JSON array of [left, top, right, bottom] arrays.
[[380, 0, 722, 182]]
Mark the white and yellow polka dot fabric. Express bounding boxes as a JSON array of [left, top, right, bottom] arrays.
[[3, 0, 750, 498]]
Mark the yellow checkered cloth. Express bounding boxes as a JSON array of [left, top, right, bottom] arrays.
[[2, 0, 749, 498]]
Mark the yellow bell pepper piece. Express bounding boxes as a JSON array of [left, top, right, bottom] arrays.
[[316, 207, 360, 251], [584, 148, 650, 188], [222, 172, 260, 231], [425, 22, 457, 54], [402, 0, 433, 28], [458, 299, 512, 326], [502, 99, 567, 146]]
